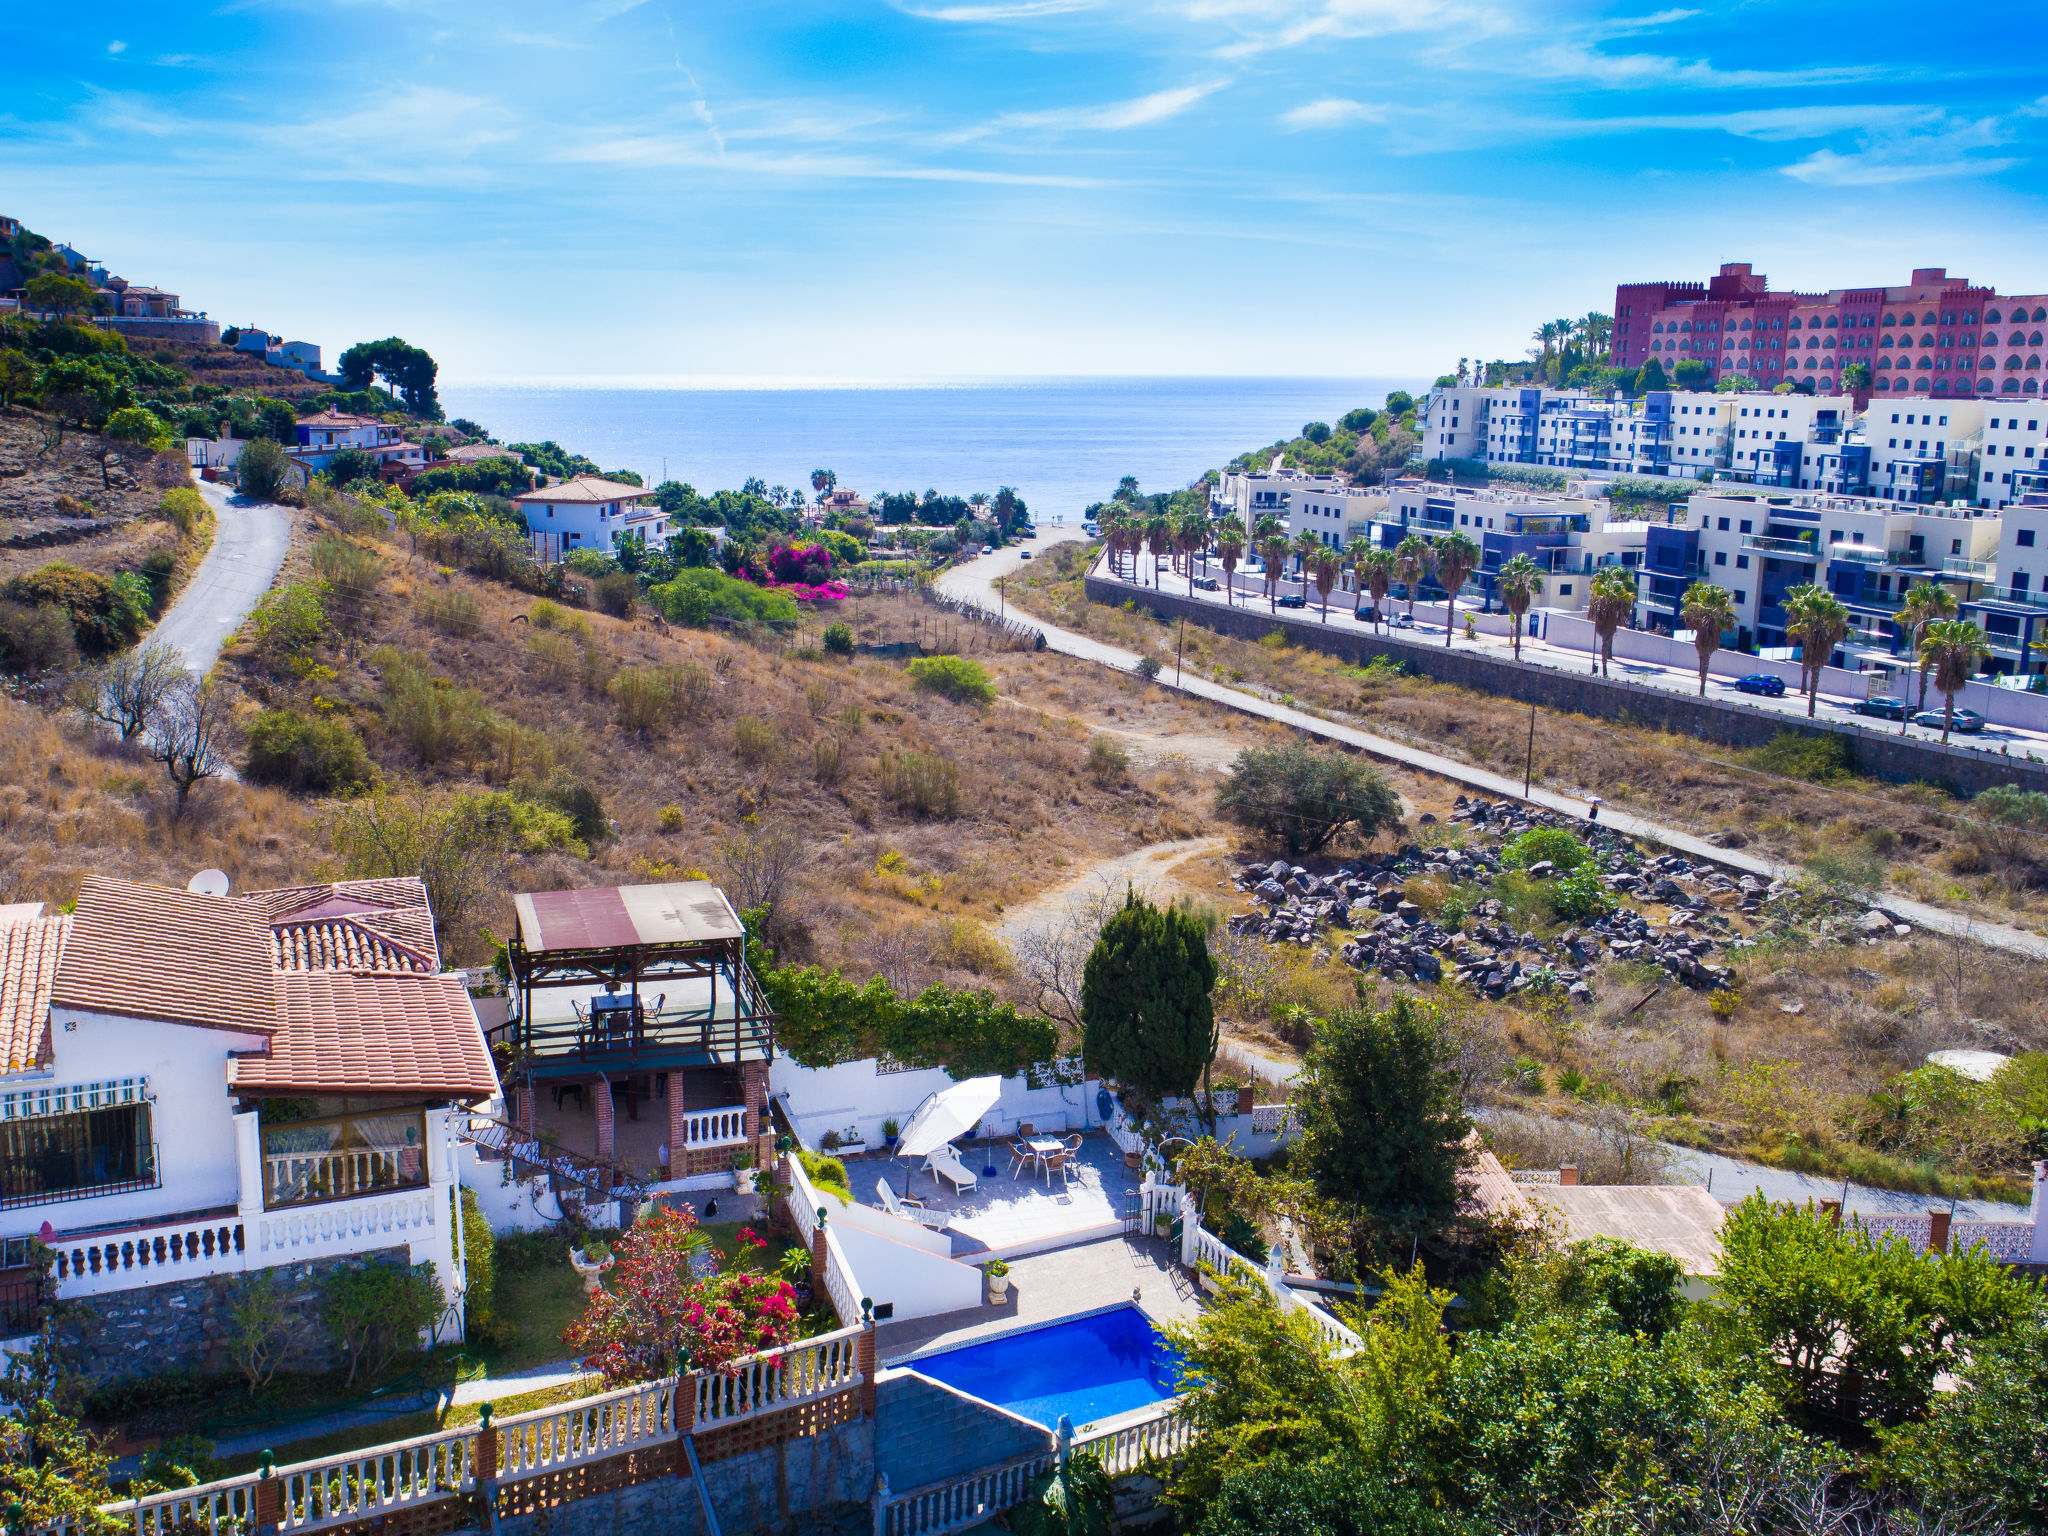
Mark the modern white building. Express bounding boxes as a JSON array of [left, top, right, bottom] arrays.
[[0, 876, 496, 1365], [512, 473, 671, 558], [1979, 409, 2048, 510], [1364, 482, 1647, 616]]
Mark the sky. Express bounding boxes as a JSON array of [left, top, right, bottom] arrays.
[[3, 0, 2046, 384]]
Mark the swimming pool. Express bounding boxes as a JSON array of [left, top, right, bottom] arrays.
[[907, 1307, 1182, 1430]]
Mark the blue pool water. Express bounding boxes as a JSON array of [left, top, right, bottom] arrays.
[[909, 1307, 1182, 1430]]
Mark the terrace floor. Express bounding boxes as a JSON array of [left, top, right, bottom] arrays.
[[876, 1234, 1202, 1366], [849, 1131, 1138, 1261]]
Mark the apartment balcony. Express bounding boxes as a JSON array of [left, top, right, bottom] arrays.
[[1826, 545, 1909, 567], [1944, 556, 1995, 579], [1740, 535, 1820, 560]]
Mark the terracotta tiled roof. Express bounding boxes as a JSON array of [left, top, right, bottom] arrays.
[[0, 915, 70, 1073], [1460, 1143, 1536, 1223], [240, 878, 441, 971], [52, 876, 277, 1036], [234, 973, 498, 1099], [442, 443, 521, 464], [511, 474, 651, 505], [272, 919, 435, 974], [298, 411, 378, 429], [238, 877, 430, 922]]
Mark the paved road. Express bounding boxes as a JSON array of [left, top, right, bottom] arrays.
[[152, 475, 294, 677], [945, 543, 2048, 963], [1104, 552, 2048, 760]]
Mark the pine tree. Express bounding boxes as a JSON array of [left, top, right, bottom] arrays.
[[1081, 892, 1217, 1111]]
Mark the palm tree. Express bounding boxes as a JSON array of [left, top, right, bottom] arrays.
[[1214, 516, 1246, 607], [1145, 514, 1172, 588], [1586, 566, 1637, 677], [1355, 547, 1394, 632], [1432, 531, 1482, 647], [1679, 581, 1736, 696], [1258, 521, 1290, 612], [1290, 529, 1322, 603], [1310, 543, 1343, 621], [1895, 579, 1957, 715], [1784, 584, 1851, 718], [1532, 322, 1558, 374], [1177, 508, 1209, 595], [1394, 534, 1431, 620], [1920, 619, 1991, 742], [1497, 553, 1545, 661]]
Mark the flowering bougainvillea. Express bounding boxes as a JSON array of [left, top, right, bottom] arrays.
[[561, 1204, 799, 1384], [767, 540, 833, 586]]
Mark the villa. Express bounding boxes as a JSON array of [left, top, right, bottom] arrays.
[[512, 474, 673, 561], [0, 875, 495, 1378]]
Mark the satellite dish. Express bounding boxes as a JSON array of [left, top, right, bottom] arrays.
[[187, 869, 231, 897]]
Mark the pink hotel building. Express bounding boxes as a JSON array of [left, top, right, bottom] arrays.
[[1613, 263, 2048, 402]]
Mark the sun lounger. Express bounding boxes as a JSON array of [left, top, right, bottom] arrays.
[[923, 1143, 980, 1194], [877, 1177, 945, 1229]]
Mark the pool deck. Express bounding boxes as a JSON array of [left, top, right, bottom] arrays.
[[852, 1131, 1138, 1262], [876, 1234, 1202, 1366]]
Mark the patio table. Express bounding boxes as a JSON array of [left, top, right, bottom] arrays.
[[1026, 1136, 1064, 1182]]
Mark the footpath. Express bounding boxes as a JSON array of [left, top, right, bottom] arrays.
[[938, 547, 2048, 964]]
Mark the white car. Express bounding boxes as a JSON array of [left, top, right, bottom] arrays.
[[981, 545, 994, 555]]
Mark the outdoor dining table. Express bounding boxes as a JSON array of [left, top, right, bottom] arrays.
[[1025, 1136, 1064, 1181]]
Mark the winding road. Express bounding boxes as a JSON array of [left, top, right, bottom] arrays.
[[940, 543, 2048, 963], [153, 474, 294, 677]]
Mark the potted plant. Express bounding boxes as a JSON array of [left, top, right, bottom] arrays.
[[1153, 1212, 1172, 1241], [882, 1118, 900, 1151], [569, 1238, 612, 1294], [986, 1259, 1010, 1302], [732, 1148, 757, 1195]]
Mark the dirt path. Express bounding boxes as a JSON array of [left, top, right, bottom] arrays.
[[996, 835, 1224, 945]]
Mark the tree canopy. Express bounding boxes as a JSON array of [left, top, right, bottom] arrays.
[[337, 336, 440, 417], [1080, 891, 1217, 1106], [1214, 742, 1402, 855]]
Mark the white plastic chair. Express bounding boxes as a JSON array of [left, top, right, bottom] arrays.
[[876, 1177, 945, 1229]]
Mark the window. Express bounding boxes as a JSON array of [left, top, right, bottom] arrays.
[[262, 1108, 429, 1207], [2022, 530, 2038, 548], [1740, 520, 1753, 533], [1737, 554, 1750, 570], [1714, 550, 1727, 565], [0, 1101, 156, 1207], [1559, 583, 1573, 596], [1734, 590, 1747, 605]]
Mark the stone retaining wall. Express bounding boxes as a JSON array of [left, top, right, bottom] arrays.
[[1087, 576, 2048, 798]]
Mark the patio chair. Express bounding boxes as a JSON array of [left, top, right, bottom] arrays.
[[923, 1143, 981, 1194], [877, 1177, 946, 1230], [1061, 1133, 1084, 1157], [1002, 1140, 1032, 1180], [1042, 1151, 1070, 1191]]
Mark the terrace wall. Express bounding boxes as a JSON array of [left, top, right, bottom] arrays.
[[1086, 575, 2048, 798]]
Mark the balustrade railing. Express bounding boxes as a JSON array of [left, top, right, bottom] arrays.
[[1074, 1404, 1196, 1475], [878, 1453, 1054, 1536], [679, 1105, 749, 1148], [498, 1379, 675, 1479], [52, 1217, 245, 1298], [697, 1324, 863, 1426]]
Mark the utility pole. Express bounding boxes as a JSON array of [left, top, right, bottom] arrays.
[[1174, 616, 1186, 687], [997, 578, 1005, 623], [1523, 706, 1537, 797]]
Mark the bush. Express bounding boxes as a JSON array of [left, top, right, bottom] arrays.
[[733, 715, 779, 765], [611, 665, 699, 737], [415, 587, 482, 636], [879, 748, 961, 817], [904, 654, 996, 705], [1214, 742, 1402, 855], [594, 570, 638, 618], [1085, 735, 1129, 784], [460, 1187, 495, 1320], [1500, 827, 1592, 873], [158, 486, 207, 538], [245, 580, 328, 666], [822, 621, 854, 656], [814, 735, 846, 786], [798, 1149, 850, 1198], [1550, 863, 1613, 922], [375, 648, 506, 765], [320, 1259, 441, 1386], [528, 599, 590, 638], [658, 805, 685, 831], [309, 534, 381, 599], [140, 548, 177, 610], [648, 568, 800, 628], [0, 601, 79, 674], [236, 437, 293, 501], [244, 708, 376, 793], [5, 561, 146, 655], [1748, 729, 1852, 783]]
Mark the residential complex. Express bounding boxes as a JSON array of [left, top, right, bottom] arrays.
[[1612, 262, 2048, 401], [1213, 465, 1386, 551]]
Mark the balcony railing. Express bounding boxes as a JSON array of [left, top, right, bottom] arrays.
[[262, 1110, 429, 1208], [1740, 535, 1819, 559], [1944, 556, 1995, 579], [1827, 544, 1907, 566], [51, 1214, 246, 1299]]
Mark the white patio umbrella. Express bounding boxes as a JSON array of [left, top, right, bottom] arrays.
[[892, 1075, 1003, 1193]]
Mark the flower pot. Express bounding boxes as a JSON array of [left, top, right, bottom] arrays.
[[988, 1273, 1010, 1302], [569, 1249, 609, 1295], [1198, 1271, 1221, 1296], [734, 1169, 757, 1195]]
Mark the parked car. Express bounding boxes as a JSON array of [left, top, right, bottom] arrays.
[[981, 545, 994, 555], [1354, 605, 1379, 622], [1735, 673, 1787, 697], [1854, 696, 1912, 720], [1276, 593, 1308, 609], [1193, 575, 1220, 591], [1390, 612, 1417, 629], [1018, 550, 1033, 560], [1914, 707, 1985, 733]]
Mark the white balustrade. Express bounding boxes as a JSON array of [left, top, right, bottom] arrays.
[[53, 1217, 245, 1299], [679, 1104, 749, 1148], [1074, 1403, 1196, 1475], [254, 1189, 436, 1259], [880, 1453, 1054, 1536], [821, 1225, 863, 1327], [696, 1325, 863, 1426], [497, 1379, 674, 1479]]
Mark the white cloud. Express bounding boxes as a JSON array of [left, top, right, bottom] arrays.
[[1280, 97, 1382, 130], [949, 80, 1225, 142], [1523, 42, 1875, 90], [107, 39, 127, 55], [896, 0, 1099, 19], [1779, 112, 2019, 186], [1178, 0, 1492, 60], [554, 134, 1110, 187]]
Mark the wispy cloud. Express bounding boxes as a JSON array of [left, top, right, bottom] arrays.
[[947, 81, 1225, 143], [1523, 42, 1877, 90], [1177, 0, 1492, 60], [554, 133, 1111, 187], [1781, 114, 2020, 186], [107, 40, 127, 55], [1280, 97, 1383, 130], [896, 0, 1099, 19]]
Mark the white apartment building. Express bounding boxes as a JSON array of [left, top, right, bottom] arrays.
[[1979, 409, 2048, 509], [1369, 482, 1647, 616], [1284, 486, 1387, 551], [1213, 464, 1347, 522]]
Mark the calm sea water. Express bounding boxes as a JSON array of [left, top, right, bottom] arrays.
[[437, 377, 1416, 524]]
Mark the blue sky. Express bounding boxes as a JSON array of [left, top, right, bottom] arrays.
[[3, 0, 2045, 383]]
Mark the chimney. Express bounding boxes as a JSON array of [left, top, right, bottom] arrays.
[[1558, 1165, 1579, 1187], [1928, 1210, 1950, 1253]]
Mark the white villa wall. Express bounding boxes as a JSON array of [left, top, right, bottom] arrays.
[[773, 1055, 1105, 1150], [3, 1009, 271, 1235], [827, 1219, 983, 1322], [458, 1142, 568, 1233], [827, 1183, 954, 1257]]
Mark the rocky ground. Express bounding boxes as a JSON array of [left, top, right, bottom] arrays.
[[0, 413, 179, 579], [1226, 793, 1916, 1007]]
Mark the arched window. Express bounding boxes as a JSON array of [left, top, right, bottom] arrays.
[[1822, 356, 1835, 367], [2033, 332, 2045, 347], [1986, 308, 2002, 322], [1882, 313, 1895, 325], [2030, 379, 2041, 394], [1789, 318, 1803, 330], [1978, 380, 1992, 393], [1920, 356, 1935, 369], [1963, 311, 1975, 324], [1925, 312, 1940, 324], [1653, 322, 1664, 333], [2034, 307, 2047, 322], [1826, 316, 1839, 328], [2010, 355, 2025, 370], [1878, 355, 1892, 369], [2031, 355, 2043, 371], [1680, 320, 1691, 331], [1875, 378, 1890, 390], [1881, 333, 1895, 348]]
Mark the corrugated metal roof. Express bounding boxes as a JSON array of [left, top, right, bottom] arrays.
[[513, 882, 742, 953], [235, 972, 498, 1099], [0, 915, 70, 1073], [53, 876, 277, 1036]]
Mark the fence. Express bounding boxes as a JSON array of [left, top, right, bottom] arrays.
[[1845, 1210, 2036, 1262], [784, 1153, 868, 1327], [1074, 1403, 1197, 1475], [876, 1452, 1054, 1536], [51, 1216, 244, 1299]]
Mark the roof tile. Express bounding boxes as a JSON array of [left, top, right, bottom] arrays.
[[0, 914, 70, 1073], [236, 973, 498, 1099], [52, 876, 276, 1036]]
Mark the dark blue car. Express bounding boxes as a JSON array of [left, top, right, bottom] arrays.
[[1735, 673, 1786, 697]]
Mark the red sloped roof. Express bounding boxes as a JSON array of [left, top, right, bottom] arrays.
[[0, 914, 70, 1073], [235, 972, 498, 1099], [53, 876, 276, 1036]]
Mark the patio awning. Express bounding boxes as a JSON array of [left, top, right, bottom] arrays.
[[896, 1076, 1002, 1157]]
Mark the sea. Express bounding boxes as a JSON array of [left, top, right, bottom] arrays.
[[435, 376, 1418, 525]]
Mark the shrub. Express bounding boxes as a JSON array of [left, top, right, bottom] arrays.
[[814, 735, 846, 786], [1136, 654, 1162, 680], [1214, 742, 1402, 855], [658, 805, 685, 831], [321, 1259, 441, 1385], [236, 437, 293, 501], [415, 587, 482, 636], [140, 548, 177, 609], [648, 568, 799, 628], [528, 599, 590, 638], [1085, 735, 1129, 785], [244, 708, 375, 793], [525, 629, 580, 684], [1549, 863, 1613, 922], [460, 1188, 495, 1320], [904, 654, 996, 705], [245, 580, 328, 666], [594, 570, 638, 619], [5, 561, 146, 655], [0, 601, 80, 674], [733, 715, 779, 765], [158, 486, 208, 538], [310, 534, 381, 598], [375, 647, 505, 765], [611, 665, 694, 736], [1748, 729, 1852, 783], [798, 1150, 851, 1198], [821, 621, 854, 656], [1499, 827, 1592, 872], [879, 748, 961, 817]]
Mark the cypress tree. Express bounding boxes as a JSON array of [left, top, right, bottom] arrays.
[[1081, 891, 1217, 1110]]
